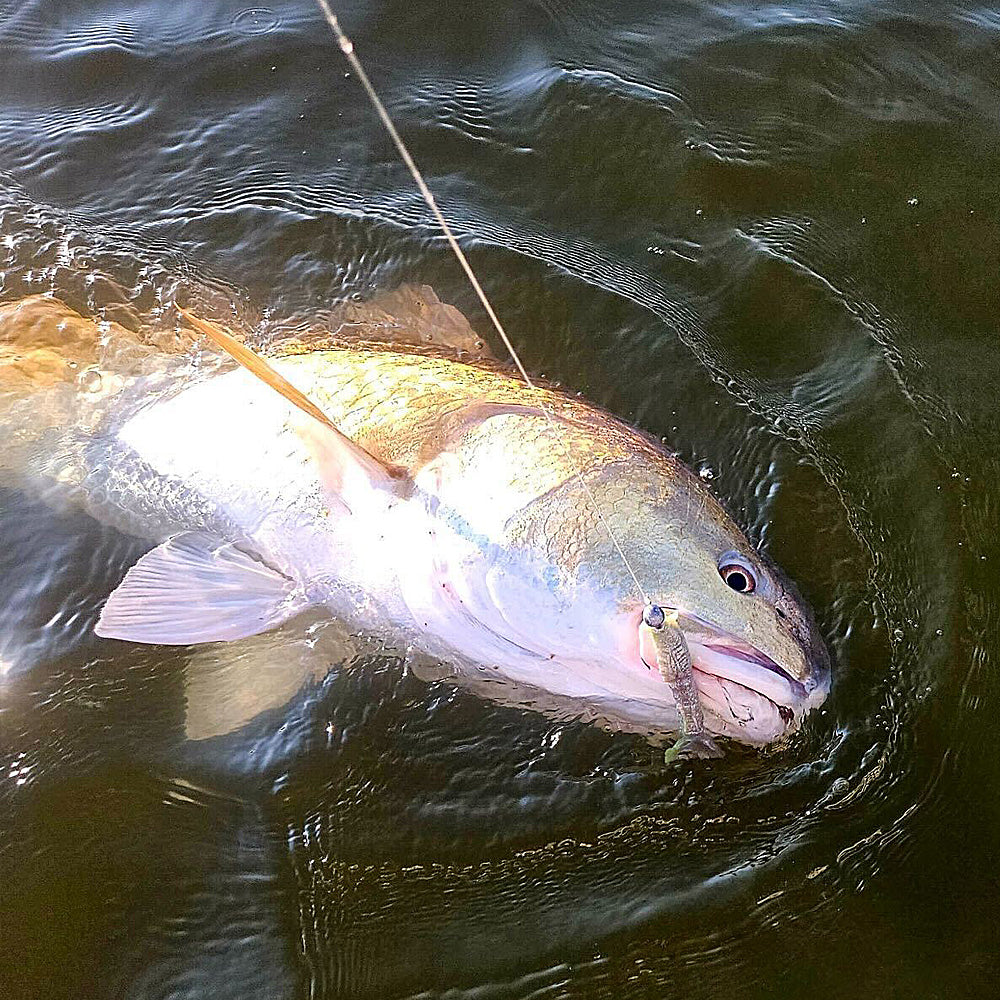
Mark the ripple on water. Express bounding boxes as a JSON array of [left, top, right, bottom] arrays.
[[0, 160, 940, 997], [232, 8, 282, 38], [2, 3, 998, 998]]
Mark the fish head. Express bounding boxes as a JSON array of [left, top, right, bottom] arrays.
[[583, 460, 831, 744]]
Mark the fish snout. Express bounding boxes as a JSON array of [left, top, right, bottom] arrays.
[[775, 590, 831, 691]]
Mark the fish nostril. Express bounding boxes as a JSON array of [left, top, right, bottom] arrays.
[[778, 705, 793, 724]]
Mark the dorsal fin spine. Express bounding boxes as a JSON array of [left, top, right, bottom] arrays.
[[178, 307, 340, 432], [178, 307, 412, 495]]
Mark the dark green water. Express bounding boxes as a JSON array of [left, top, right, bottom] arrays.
[[1, 1, 999, 997]]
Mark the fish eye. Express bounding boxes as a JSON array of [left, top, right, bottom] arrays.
[[718, 557, 757, 594]]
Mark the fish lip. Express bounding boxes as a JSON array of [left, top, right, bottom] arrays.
[[698, 638, 808, 700], [692, 666, 795, 744], [677, 611, 829, 727]]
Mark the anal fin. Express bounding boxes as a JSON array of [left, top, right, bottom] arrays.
[[96, 532, 307, 645], [183, 611, 359, 740]]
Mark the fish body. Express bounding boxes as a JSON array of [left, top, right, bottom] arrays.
[[82, 337, 829, 744]]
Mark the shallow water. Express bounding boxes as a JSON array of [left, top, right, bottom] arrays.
[[1, 1, 999, 997]]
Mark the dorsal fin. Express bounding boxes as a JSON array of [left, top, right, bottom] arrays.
[[179, 307, 342, 433], [178, 307, 411, 502]]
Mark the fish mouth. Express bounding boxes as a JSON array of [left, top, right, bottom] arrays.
[[679, 614, 830, 744]]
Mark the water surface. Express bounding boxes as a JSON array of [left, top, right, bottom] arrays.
[[1, 1, 999, 998]]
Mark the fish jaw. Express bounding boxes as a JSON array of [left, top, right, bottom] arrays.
[[621, 610, 830, 745], [686, 637, 830, 744]]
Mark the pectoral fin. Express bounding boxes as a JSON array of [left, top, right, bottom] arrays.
[[295, 415, 411, 515], [96, 532, 307, 645]]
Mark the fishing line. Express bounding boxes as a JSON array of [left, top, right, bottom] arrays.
[[313, 0, 653, 607]]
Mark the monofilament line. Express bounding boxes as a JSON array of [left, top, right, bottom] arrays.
[[314, 0, 651, 606]]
